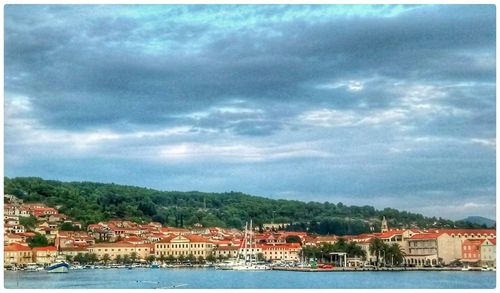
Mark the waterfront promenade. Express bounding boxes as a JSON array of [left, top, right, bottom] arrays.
[[272, 266, 487, 272]]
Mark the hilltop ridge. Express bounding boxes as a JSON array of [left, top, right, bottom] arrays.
[[4, 177, 488, 235]]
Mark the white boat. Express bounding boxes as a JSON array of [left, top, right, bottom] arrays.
[[25, 263, 38, 272], [46, 257, 70, 273], [223, 220, 270, 271], [461, 265, 470, 271]]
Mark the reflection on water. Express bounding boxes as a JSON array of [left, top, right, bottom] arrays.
[[4, 268, 496, 289]]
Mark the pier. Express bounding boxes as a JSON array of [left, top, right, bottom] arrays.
[[271, 266, 482, 272]]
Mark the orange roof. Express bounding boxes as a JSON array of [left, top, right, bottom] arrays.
[[427, 229, 496, 235], [32, 246, 57, 251], [258, 243, 301, 250], [410, 233, 440, 239], [185, 235, 211, 243], [377, 230, 403, 238], [161, 227, 191, 233], [215, 246, 239, 251], [4, 243, 31, 251], [60, 246, 88, 251]]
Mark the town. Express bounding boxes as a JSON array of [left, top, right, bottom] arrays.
[[4, 194, 496, 271]]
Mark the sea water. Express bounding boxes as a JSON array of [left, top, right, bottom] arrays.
[[3, 268, 496, 289]]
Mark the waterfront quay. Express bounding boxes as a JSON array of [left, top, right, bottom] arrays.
[[272, 266, 487, 272]]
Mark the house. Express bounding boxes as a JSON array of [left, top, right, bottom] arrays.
[[4, 215, 20, 225], [4, 243, 32, 265], [31, 207, 58, 219], [480, 238, 496, 267], [462, 239, 483, 264], [32, 246, 58, 264], [4, 224, 26, 234], [4, 233, 25, 245]]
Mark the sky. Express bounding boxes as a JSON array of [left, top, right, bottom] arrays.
[[4, 4, 496, 220]]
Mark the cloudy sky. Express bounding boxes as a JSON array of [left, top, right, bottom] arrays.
[[4, 5, 496, 220]]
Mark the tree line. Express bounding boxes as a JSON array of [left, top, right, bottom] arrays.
[[4, 177, 487, 234]]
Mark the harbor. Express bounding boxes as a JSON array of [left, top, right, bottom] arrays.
[[4, 267, 496, 289]]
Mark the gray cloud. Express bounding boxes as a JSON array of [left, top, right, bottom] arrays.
[[4, 5, 496, 219]]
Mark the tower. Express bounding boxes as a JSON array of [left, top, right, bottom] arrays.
[[381, 216, 388, 233]]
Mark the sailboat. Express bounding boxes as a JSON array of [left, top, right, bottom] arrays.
[[230, 220, 270, 271]]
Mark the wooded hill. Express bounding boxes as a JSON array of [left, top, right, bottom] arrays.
[[4, 177, 487, 235]]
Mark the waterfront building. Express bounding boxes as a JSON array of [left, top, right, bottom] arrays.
[[480, 238, 496, 267], [461, 239, 483, 264], [59, 246, 89, 259], [32, 246, 58, 265], [213, 245, 239, 259], [154, 235, 214, 259], [259, 243, 301, 262], [4, 243, 32, 266], [87, 241, 153, 261], [405, 229, 496, 266]]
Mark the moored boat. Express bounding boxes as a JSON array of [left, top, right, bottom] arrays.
[[46, 257, 70, 273], [25, 263, 39, 272]]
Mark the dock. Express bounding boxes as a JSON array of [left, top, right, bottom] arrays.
[[271, 267, 482, 272]]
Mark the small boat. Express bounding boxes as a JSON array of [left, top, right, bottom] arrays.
[[46, 257, 70, 273], [151, 262, 160, 269], [461, 265, 470, 271], [25, 263, 39, 272]]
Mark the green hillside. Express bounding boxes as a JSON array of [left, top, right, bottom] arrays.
[[4, 177, 484, 235]]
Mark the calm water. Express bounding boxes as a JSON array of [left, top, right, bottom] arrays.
[[4, 268, 496, 289]]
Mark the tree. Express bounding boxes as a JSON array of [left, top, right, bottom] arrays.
[[146, 255, 156, 264], [65, 255, 74, 263], [197, 256, 205, 264], [19, 216, 38, 230], [115, 255, 123, 264], [123, 254, 131, 264], [285, 235, 302, 244], [102, 254, 110, 265], [257, 253, 265, 262], [130, 252, 138, 263], [60, 222, 78, 231], [166, 255, 175, 264], [206, 254, 216, 263], [74, 253, 85, 264], [88, 253, 98, 264], [186, 253, 196, 263], [346, 242, 366, 259], [177, 254, 186, 263], [28, 233, 49, 248], [369, 238, 385, 267], [385, 243, 405, 266]]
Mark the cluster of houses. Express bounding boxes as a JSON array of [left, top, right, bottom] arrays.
[[3, 195, 497, 268]]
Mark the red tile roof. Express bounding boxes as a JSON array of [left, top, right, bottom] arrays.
[[410, 233, 440, 239], [4, 243, 31, 251], [32, 246, 57, 251]]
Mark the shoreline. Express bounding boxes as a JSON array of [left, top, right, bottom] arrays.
[[272, 266, 493, 272]]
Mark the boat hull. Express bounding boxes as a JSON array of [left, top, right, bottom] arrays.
[[46, 262, 70, 273]]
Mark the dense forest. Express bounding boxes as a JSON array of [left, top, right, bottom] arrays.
[[4, 177, 488, 235]]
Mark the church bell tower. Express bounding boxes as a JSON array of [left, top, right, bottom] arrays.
[[381, 216, 389, 233]]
